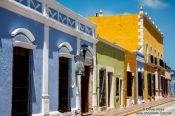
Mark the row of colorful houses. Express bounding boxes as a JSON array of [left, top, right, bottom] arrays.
[[0, 0, 174, 116]]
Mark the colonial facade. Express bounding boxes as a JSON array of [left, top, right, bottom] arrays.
[[88, 6, 165, 104], [96, 37, 125, 111], [0, 0, 98, 116]]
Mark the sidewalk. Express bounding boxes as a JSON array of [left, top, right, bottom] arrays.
[[93, 96, 175, 116]]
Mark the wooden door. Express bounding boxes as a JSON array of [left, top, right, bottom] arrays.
[[81, 66, 91, 113]]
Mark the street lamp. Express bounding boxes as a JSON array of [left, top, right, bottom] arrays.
[[74, 44, 88, 115]]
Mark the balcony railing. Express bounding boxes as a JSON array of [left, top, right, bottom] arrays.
[[13, 0, 95, 38], [147, 55, 165, 68]]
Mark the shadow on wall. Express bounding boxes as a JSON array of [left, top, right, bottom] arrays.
[[97, 42, 125, 62], [0, 38, 2, 48]]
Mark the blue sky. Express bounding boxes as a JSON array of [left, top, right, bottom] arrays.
[[57, 0, 175, 70]]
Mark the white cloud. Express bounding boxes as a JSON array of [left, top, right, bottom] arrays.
[[141, 0, 168, 9]]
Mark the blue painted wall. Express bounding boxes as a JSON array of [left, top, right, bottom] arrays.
[[171, 70, 175, 96], [48, 27, 77, 111], [0, 8, 44, 114], [80, 39, 93, 48], [171, 80, 175, 96]]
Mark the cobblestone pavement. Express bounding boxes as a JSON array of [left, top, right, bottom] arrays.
[[92, 96, 175, 116]]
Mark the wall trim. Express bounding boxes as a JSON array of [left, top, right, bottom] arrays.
[[11, 28, 35, 42], [0, 0, 98, 44], [58, 42, 73, 52], [59, 53, 73, 58], [13, 41, 37, 49]]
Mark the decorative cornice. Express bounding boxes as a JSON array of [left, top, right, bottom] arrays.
[[0, 0, 98, 44], [143, 12, 164, 38]]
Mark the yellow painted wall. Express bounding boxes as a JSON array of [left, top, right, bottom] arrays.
[[143, 16, 164, 60], [88, 14, 140, 52], [124, 50, 136, 106], [143, 16, 164, 100]]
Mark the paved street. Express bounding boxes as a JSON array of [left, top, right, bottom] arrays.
[[130, 100, 175, 116], [93, 97, 175, 116]]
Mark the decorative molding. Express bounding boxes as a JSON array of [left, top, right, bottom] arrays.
[[87, 46, 95, 57], [11, 28, 35, 42], [59, 53, 72, 58], [58, 42, 73, 52], [143, 13, 164, 38], [0, 0, 98, 44], [138, 9, 144, 54], [14, 0, 95, 36], [13, 40, 36, 49]]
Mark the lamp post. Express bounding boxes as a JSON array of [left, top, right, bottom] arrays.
[[74, 44, 88, 115]]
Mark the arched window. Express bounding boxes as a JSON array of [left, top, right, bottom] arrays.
[[83, 46, 94, 65], [58, 42, 73, 58], [11, 28, 36, 49]]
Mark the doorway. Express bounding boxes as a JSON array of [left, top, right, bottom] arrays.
[[119, 79, 124, 107], [99, 69, 106, 107], [12, 47, 30, 116], [108, 72, 113, 107], [81, 66, 91, 114], [58, 57, 70, 112]]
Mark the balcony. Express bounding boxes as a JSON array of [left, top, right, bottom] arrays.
[[147, 55, 165, 68]]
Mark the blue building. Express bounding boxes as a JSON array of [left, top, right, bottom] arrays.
[[0, 0, 98, 115], [171, 70, 175, 96], [133, 51, 144, 104]]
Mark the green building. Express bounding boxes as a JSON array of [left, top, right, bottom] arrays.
[[96, 37, 125, 112]]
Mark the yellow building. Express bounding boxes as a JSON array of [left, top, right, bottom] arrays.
[[88, 6, 165, 104]]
